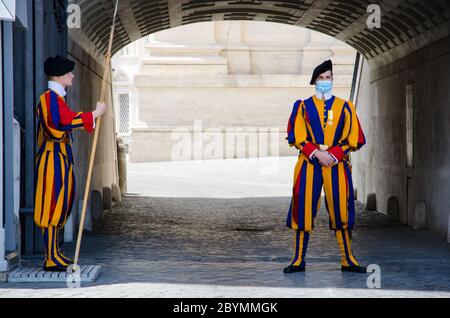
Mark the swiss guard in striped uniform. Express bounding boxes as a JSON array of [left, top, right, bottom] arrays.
[[34, 55, 107, 272], [284, 60, 367, 274]]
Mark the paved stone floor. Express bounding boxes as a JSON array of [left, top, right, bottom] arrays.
[[1, 158, 450, 297]]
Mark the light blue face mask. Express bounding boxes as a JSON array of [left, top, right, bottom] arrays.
[[316, 80, 333, 94]]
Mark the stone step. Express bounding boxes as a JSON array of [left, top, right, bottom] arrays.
[[6, 265, 101, 283]]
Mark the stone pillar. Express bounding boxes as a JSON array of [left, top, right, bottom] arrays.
[[387, 196, 400, 222], [413, 201, 427, 230], [0, 22, 6, 273], [215, 21, 251, 75], [118, 142, 128, 195], [301, 32, 334, 74], [2, 20, 16, 256], [330, 45, 357, 75]]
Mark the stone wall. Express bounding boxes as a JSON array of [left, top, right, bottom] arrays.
[[64, 39, 120, 240], [353, 35, 450, 237]]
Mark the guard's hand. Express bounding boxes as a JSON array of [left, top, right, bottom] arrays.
[[315, 151, 336, 167], [93, 102, 107, 118]]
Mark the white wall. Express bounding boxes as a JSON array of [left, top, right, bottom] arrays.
[[0, 0, 15, 21], [0, 23, 7, 272]]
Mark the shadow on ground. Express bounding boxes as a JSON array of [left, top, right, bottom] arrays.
[[10, 195, 450, 294]]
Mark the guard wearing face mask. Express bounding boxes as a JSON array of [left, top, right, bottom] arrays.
[[284, 60, 367, 274]]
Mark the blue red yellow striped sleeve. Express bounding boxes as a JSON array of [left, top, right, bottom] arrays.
[[286, 100, 302, 146], [329, 100, 366, 162], [41, 91, 95, 134], [287, 100, 318, 158]]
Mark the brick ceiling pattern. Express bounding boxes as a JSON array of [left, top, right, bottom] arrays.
[[74, 0, 450, 60]]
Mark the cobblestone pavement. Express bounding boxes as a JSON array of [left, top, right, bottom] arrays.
[[1, 158, 450, 298]]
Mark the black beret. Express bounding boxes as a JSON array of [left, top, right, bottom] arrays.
[[310, 60, 333, 85], [44, 55, 75, 76]]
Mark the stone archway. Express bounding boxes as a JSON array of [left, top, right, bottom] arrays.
[[68, 0, 450, 237], [71, 0, 450, 67]]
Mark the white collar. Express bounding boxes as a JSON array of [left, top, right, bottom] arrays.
[[315, 90, 333, 101], [48, 81, 67, 97]]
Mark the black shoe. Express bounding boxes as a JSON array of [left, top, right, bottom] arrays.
[[341, 265, 367, 273], [283, 265, 306, 274], [43, 265, 68, 272]]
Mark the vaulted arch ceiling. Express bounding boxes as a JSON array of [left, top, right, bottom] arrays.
[[70, 0, 450, 66]]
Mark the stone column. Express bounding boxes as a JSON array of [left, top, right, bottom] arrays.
[[215, 21, 251, 75]]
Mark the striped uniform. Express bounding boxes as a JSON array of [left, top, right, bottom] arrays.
[[34, 89, 94, 268], [286, 95, 366, 268]]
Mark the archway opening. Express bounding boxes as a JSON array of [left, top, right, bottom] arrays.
[[111, 21, 358, 199]]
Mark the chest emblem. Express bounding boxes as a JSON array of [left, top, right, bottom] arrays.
[[327, 110, 334, 126]]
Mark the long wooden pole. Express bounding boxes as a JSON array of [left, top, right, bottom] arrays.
[[71, 0, 120, 272]]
